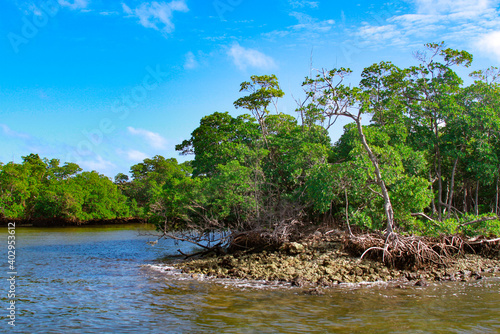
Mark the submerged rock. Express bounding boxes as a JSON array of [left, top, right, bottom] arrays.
[[415, 279, 428, 287]]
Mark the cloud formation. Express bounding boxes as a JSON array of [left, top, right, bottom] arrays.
[[127, 127, 167, 149], [289, 12, 334, 32], [288, 0, 319, 9], [125, 149, 148, 161], [475, 30, 500, 62], [122, 0, 188, 34], [78, 155, 115, 172], [0, 124, 30, 139], [347, 0, 500, 57], [184, 51, 198, 69], [414, 0, 494, 16], [58, 0, 90, 10], [227, 43, 277, 71]]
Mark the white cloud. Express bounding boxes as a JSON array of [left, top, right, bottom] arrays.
[[346, 0, 500, 52], [127, 127, 167, 149], [99, 11, 120, 16], [0, 124, 30, 139], [357, 24, 400, 42], [414, 0, 494, 16], [122, 0, 189, 35], [289, 0, 319, 9], [262, 12, 335, 44], [58, 0, 90, 10], [289, 12, 334, 32], [475, 30, 500, 61], [125, 149, 148, 161], [227, 43, 277, 71], [184, 51, 198, 69], [122, 3, 133, 15], [78, 155, 115, 172]]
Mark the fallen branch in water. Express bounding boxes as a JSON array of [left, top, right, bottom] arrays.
[[177, 243, 225, 259]]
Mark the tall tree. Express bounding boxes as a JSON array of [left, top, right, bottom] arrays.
[[302, 68, 398, 234], [404, 42, 473, 220]]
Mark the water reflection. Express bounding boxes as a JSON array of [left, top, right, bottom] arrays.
[[0, 225, 498, 333]]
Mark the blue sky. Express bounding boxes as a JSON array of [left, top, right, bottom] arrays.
[[1, 0, 500, 178]]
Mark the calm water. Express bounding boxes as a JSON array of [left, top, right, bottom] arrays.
[[1, 224, 499, 333]]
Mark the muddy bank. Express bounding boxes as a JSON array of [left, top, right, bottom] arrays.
[[0, 217, 146, 227], [173, 232, 500, 288]]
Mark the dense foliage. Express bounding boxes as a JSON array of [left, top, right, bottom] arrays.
[[1, 43, 499, 239], [0, 154, 130, 220]]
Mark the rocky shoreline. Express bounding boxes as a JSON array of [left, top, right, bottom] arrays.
[[171, 232, 500, 289]]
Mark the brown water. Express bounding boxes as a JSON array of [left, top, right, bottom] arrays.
[[1, 224, 499, 333]]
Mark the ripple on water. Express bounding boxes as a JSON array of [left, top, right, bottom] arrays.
[[2, 226, 499, 333]]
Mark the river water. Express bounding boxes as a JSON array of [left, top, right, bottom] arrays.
[[1, 224, 499, 333]]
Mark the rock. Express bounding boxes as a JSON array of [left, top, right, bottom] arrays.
[[415, 279, 428, 286], [313, 231, 322, 238], [461, 270, 471, 278], [306, 287, 324, 295], [291, 276, 306, 287], [286, 267, 297, 276], [281, 242, 305, 255], [406, 272, 421, 281]]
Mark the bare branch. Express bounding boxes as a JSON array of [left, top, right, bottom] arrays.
[[459, 216, 498, 227], [411, 212, 436, 222]]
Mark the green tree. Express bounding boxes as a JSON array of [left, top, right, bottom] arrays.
[[175, 112, 261, 177], [302, 68, 398, 234], [404, 42, 473, 220]]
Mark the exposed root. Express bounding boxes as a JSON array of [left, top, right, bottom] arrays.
[[344, 233, 474, 270], [466, 235, 500, 258], [226, 230, 283, 253]]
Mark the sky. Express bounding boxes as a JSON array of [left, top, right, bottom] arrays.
[[1, 0, 500, 178]]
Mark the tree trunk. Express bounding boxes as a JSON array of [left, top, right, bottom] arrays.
[[429, 171, 436, 215], [446, 157, 459, 219], [495, 170, 499, 215], [475, 180, 479, 216], [356, 118, 394, 234], [463, 185, 468, 213], [345, 188, 353, 236], [434, 119, 443, 221]]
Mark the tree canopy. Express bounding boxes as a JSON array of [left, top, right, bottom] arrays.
[[2, 43, 499, 239]]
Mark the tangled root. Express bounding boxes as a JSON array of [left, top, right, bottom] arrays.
[[227, 230, 282, 253], [343, 233, 473, 270]]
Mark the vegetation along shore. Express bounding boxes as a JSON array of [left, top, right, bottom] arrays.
[[1, 42, 500, 286]]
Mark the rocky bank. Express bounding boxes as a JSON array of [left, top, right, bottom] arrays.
[[173, 232, 500, 288]]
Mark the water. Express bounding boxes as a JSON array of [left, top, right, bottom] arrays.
[[1, 224, 499, 333]]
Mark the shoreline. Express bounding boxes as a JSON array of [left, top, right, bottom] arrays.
[[169, 231, 500, 289], [0, 217, 147, 227], [149, 263, 500, 294]]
